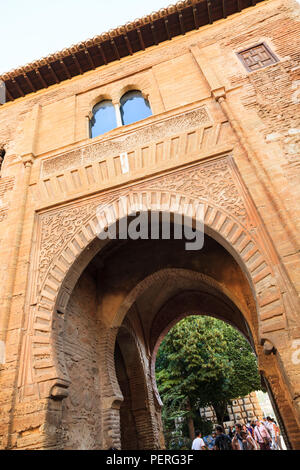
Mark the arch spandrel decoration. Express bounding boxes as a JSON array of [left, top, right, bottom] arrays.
[[21, 155, 293, 400]]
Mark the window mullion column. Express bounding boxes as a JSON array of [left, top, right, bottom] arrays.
[[114, 102, 122, 127]]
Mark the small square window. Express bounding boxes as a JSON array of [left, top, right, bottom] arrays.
[[237, 43, 278, 72]]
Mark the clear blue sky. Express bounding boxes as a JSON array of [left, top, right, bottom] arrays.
[[0, 0, 173, 74]]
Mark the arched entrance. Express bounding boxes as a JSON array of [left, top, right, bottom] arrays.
[[45, 230, 299, 449], [18, 184, 300, 449]]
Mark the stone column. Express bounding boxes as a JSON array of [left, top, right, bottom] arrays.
[[85, 111, 93, 138], [113, 101, 123, 127]]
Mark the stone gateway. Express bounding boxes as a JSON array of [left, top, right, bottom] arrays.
[[0, 0, 300, 450]]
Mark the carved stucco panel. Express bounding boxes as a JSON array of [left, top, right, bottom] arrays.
[[144, 158, 247, 221], [41, 106, 211, 177], [37, 155, 248, 291]]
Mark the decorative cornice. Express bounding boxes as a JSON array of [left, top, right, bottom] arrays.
[[0, 0, 264, 103]]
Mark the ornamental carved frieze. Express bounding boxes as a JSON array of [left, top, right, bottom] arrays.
[[143, 158, 247, 222], [37, 155, 247, 290], [41, 106, 210, 177], [38, 197, 110, 290]]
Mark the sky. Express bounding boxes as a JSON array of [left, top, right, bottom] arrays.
[[0, 0, 173, 74], [1, 0, 300, 74]]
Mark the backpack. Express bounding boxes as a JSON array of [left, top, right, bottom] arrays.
[[217, 434, 232, 450]]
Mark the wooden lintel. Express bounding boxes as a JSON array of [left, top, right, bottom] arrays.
[[35, 69, 48, 88], [207, 0, 213, 24], [5, 85, 13, 101], [124, 34, 133, 55], [85, 49, 96, 69], [72, 54, 83, 74], [164, 18, 171, 40], [192, 6, 200, 29], [60, 59, 72, 79], [23, 73, 36, 92], [178, 12, 185, 35], [150, 23, 159, 45], [222, 0, 227, 18], [137, 28, 145, 50], [47, 64, 59, 84], [12, 78, 25, 97], [110, 39, 120, 60], [97, 44, 108, 65]]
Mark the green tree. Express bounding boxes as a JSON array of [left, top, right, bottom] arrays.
[[156, 316, 262, 440]]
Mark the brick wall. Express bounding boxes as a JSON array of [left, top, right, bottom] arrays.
[[59, 270, 102, 449], [0, 0, 300, 450]]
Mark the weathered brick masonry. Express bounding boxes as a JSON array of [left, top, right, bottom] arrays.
[[0, 0, 299, 449]]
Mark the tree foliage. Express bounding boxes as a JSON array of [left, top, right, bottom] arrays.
[[156, 315, 262, 432]]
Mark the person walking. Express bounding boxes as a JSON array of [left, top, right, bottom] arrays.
[[250, 420, 256, 435], [240, 430, 258, 450], [254, 419, 272, 450], [267, 417, 278, 450], [203, 432, 216, 450], [228, 426, 234, 440], [274, 421, 283, 450], [246, 422, 254, 439], [191, 430, 206, 450], [232, 424, 246, 450], [214, 425, 232, 450]]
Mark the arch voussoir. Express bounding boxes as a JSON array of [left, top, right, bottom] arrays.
[[30, 189, 287, 400]]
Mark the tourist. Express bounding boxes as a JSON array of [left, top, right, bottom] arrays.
[[240, 430, 258, 450], [242, 424, 249, 434], [267, 417, 280, 450], [250, 420, 256, 433], [191, 430, 206, 450], [211, 431, 217, 448], [214, 425, 232, 450], [274, 420, 282, 450], [246, 421, 255, 439], [203, 432, 216, 450], [254, 419, 272, 450], [232, 423, 246, 450], [228, 426, 235, 440]]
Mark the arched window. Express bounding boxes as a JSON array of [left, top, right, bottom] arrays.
[[90, 100, 117, 138], [120, 90, 152, 126]]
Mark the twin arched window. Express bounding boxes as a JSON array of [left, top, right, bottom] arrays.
[[90, 90, 152, 139]]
